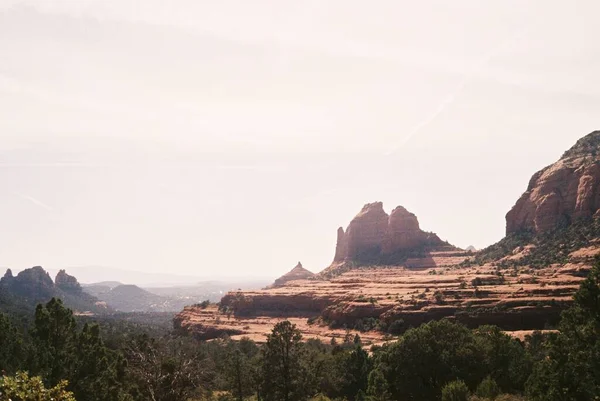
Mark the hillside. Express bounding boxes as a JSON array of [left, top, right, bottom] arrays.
[[87, 284, 175, 313], [176, 131, 600, 344], [0, 267, 108, 315]]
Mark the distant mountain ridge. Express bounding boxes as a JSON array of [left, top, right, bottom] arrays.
[[82, 284, 174, 313], [0, 266, 107, 314]]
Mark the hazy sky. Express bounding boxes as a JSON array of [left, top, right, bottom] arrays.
[[1, 0, 599, 281]]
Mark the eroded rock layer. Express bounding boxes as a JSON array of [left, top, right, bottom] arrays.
[[175, 249, 590, 343]]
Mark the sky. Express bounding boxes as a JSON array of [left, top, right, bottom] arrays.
[[0, 0, 599, 282]]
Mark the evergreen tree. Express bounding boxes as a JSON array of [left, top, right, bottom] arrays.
[[473, 326, 531, 393], [261, 321, 306, 401], [30, 298, 78, 386], [475, 376, 500, 400], [338, 345, 371, 401], [374, 320, 484, 401], [29, 299, 130, 401], [72, 323, 129, 401], [441, 380, 470, 401], [224, 339, 259, 401], [526, 259, 600, 400], [0, 313, 25, 374], [366, 369, 391, 401]]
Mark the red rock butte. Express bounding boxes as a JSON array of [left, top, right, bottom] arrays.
[[272, 262, 316, 288], [334, 202, 452, 263], [507, 131, 600, 234]]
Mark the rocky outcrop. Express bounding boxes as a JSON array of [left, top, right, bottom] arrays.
[[2, 269, 13, 280], [55, 269, 82, 293], [3, 266, 55, 299], [0, 266, 106, 314], [333, 202, 450, 263], [507, 131, 600, 234], [272, 262, 316, 287], [220, 291, 335, 317]]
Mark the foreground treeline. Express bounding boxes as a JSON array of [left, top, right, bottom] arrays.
[[2, 263, 600, 401]]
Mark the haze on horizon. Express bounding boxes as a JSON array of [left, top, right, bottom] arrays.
[[0, 0, 599, 282]]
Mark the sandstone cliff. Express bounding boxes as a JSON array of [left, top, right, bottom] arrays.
[[507, 131, 600, 234], [272, 262, 316, 287], [333, 202, 451, 263]]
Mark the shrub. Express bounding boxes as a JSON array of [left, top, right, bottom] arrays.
[[442, 380, 470, 401], [434, 291, 445, 305], [475, 377, 500, 400], [387, 319, 405, 335]]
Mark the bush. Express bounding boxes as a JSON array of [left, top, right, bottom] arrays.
[[442, 380, 470, 401], [476, 377, 500, 400], [387, 319, 405, 335]]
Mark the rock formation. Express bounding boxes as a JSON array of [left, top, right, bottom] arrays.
[[272, 262, 316, 287], [507, 131, 600, 234], [0, 266, 106, 313], [2, 268, 13, 280], [333, 202, 449, 262], [55, 269, 82, 293]]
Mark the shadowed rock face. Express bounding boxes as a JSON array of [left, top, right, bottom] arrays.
[[507, 131, 600, 234], [0, 266, 55, 302], [333, 202, 447, 262], [55, 269, 82, 293]]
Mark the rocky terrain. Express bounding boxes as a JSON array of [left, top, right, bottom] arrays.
[[176, 131, 600, 344]]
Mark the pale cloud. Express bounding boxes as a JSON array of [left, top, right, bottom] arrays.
[[13, 192, 54, 211]]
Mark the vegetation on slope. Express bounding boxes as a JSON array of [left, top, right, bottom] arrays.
[[463, 217, 600, 269], [561, 130, 600, 159]]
